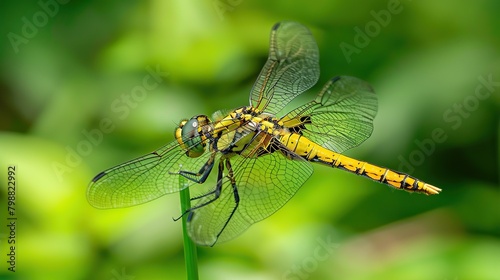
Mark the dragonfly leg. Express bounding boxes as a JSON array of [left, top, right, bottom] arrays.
[[173, 160, 224, 221], [172, 153, 216, 184], [175, 160, 223, 218], [190, 160, 224, 202], [214, 159, 240, 242], [185, 159, 240, 245]]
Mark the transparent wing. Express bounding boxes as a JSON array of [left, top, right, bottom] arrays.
[[87, 140, 214, 209], [187, 144, 313, 246], [250, 21, 320, 115], [280, 76, 378, 153]]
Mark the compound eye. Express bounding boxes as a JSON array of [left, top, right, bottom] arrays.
[[175, 117, 205, 158], [182, 118, 199, 140]]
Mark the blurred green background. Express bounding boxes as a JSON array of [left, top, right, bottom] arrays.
[[1, 0, 499, 279]]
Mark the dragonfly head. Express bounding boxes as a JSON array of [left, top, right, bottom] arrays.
[[175, 115, 211, 158]]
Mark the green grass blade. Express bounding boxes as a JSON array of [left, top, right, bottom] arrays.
[[179, 175, 199, 280]]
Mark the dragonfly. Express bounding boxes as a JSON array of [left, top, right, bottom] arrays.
[[87, 21, 441, 246]]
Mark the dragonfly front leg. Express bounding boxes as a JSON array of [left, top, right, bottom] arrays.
[[173, 159, 223, 221], [186, 159, 240, 246], [190, 160, 224, 203], [171, 153, 216, 184]]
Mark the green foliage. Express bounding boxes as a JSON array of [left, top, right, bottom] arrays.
[[1, 0, 499, 279]]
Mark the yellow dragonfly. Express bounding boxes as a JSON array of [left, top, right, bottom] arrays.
[[88, 21, 441, 246]]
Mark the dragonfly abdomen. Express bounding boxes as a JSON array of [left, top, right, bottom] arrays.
[[280, 133, 441, 195]]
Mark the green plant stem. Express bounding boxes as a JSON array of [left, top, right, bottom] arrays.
[[179, 176, 199, 280]]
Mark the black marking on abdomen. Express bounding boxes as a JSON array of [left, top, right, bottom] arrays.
[[401, 174, 409, 189], [289, 116, 311, 135], [412, 178, 419, 190]]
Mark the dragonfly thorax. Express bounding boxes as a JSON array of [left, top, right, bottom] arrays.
[[175, 115, 212, 158]]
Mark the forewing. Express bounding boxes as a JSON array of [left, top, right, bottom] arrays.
[[87, 140, 214, 209], [187, 144, 313, 246], [280, 76, 378, 153], [250, 21, 320, 115]]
